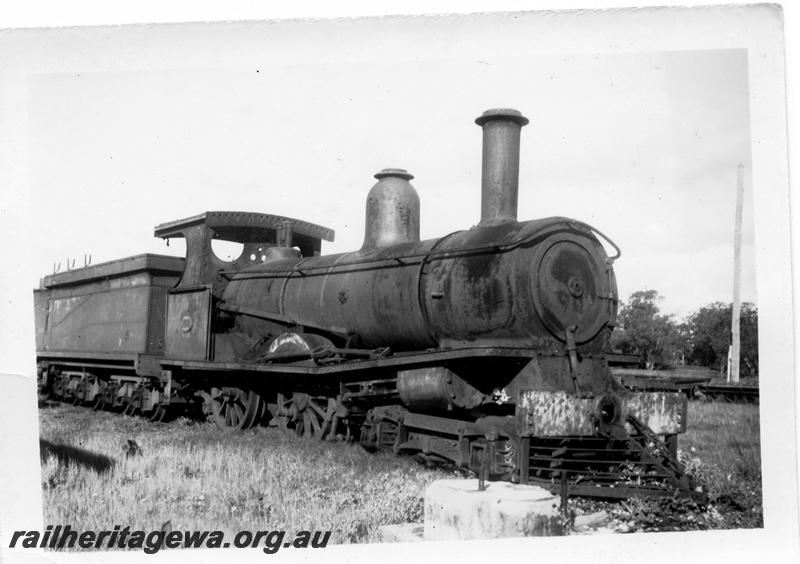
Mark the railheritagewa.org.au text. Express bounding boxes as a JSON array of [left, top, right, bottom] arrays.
[[9, 525, 331, 554]]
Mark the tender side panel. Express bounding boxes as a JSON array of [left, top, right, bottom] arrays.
[[39, 265, 181, 358], [44, 274, 153, 354]]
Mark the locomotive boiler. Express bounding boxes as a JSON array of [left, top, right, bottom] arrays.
[[35, 108, 695, 499]]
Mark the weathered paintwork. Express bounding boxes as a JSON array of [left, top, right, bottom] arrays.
[[222, 216, 617, 352], [475, 108, 529, 226], [516, 389, 687, 436], [362, 169, 420, 250], [397, 366, 487, 411], [154, 211, 333, 297], [165, 286, 213, 361], [35, 254, 184, 357]]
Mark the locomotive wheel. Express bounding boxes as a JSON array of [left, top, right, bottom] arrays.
[[210, 387, 262, 431], [150, 405, 169, 422], [110, 397, 126, 413], [302, 398, 336, 440], [71, 378, 82, 405], [62, 383, 75, 404], [241, 391, 264, 429], [93, 394, 106, 411], [52, 375, 65, 399], [278, 393, 341, 440], [93, 381, 108, 410], [274, 393, 293, 431], [294, 417, 305, 438], [257, 396, 269, 425], [131, 386, 150, 416], [72, 378, 90, 405], [76, 375, 97, 406]]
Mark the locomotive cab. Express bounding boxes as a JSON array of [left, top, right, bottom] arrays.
[[153, 211, 334, 361], [154, 210, 335, 293]]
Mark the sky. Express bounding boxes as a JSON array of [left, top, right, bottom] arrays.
[[2, 7, 788, 382], [23, 49, 754, 321]]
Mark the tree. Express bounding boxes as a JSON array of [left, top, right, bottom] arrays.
[[610, 290, 685, 370], [685, 302, 758, 377]]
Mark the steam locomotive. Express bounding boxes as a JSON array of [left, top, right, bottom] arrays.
[[35, 109, 693, 499]]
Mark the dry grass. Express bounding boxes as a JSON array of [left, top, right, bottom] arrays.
[[38, 398, 762, 544], [38, 403, 454, 545]]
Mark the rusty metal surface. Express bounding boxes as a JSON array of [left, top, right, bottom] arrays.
[[525, 430, 699, 500], [154, 212, 334, 294], [474, 109, 529, 225], [160, 346, 536, 374], [625, 392, 687, 433], [39, 278, 178, 357], [41, 254, 184, 289], [165, 287, 212, 361], [362, 169, 419, 250], [225, 239, 439, 350], [36, 254, 182, 366], [533, 235, 613, 344], [517, 390, 686, 436], [396, 366, 487, 411], [421, 220, 616, 349], [222, 216, 616, 352], [154, 211, 334, 247]]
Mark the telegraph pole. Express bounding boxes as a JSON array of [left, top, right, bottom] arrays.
[[729, 164, 744, 383]]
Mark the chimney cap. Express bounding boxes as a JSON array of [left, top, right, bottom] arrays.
[[475, 108, 529, 127], [374, 168, 414, 181]]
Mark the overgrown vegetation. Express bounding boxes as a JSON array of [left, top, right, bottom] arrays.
[[571, 401, 762, 532], [39, 399, 762, 545]]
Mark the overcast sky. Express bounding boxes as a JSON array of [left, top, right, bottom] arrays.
[[24, 47, 754, 320], [3, 7, 787, 380]]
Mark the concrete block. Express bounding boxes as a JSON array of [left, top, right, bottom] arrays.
[[377, 523, 425, 543], [424, 479, 563, 540]]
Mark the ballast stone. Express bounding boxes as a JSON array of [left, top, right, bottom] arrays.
[[424, 479, 563, 540]]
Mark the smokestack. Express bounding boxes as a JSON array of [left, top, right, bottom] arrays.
[[475, 108, 529, 225]]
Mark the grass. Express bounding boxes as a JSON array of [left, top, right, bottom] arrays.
[[38, 403, 454, 545], [38, 399, 762, 545], [594, 400, 763, 532], [676, 399, 763, 527]]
